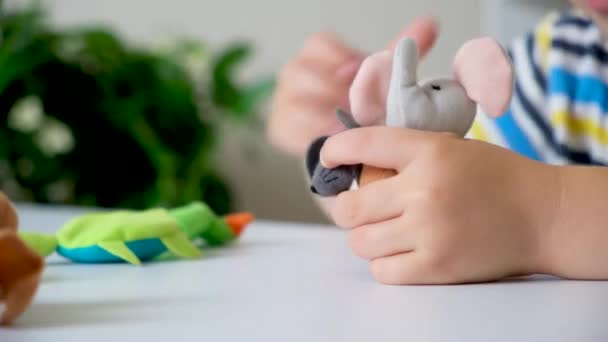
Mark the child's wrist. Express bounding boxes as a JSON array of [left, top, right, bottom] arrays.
[[527, 164, 566, 276]]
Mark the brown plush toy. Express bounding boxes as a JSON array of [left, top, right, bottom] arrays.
[[0, 192, 43, 325]]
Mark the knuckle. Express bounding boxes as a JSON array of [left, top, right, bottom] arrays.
[[424, 138, 448, 159], [421, 251, 455, 279], [422, 134, 459, 162], [333, 191, 361, 228], [422, 185, 446, 204], [342, 128, 370, 153], [370, 259, 408, 285], [277, 59, 303, 84], [413, 186, 447, 210], [347, 229, 373, 259]]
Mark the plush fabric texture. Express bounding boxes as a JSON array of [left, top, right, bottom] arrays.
[[467, 10, 608, 165], [0, 192, 43, 325], [0, 198, 253, 325], [306, 135, 328, 179], [169, 202, 218, 239], [0, 192, 18, 232], [0, 231, 43, 325], [356, 38, 479, 136], [353, 37, 512, 136], [169, 201, 251, 246], [57, 208, 180, 248], [305, 37, 513, 195], [307, 109, 362, 197], [53, 208, 201, 265], [453, 37, 513, 118], [17, 202, 253, 265], [359, 166, 397, 186], [18, 232, 58, 257], [56, 237, 192, 265]]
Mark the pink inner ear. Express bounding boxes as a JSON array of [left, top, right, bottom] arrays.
[[349, 50, 392, 126], [453, 37, 513, 117]]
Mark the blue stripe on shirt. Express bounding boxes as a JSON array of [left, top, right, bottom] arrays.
[[552, 39, 608, 63], [495, 109, 541, 160], [496, 10, 607, 165], [513, 79, 555, 149], [549, 68, 608, 112], [526, 33, 546, 92], [559, 144, 606, 165], [512, 71, 603, 164], [555, 15, 593, 28]]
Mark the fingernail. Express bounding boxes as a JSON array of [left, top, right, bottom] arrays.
[[320, 152, 328, 168], [413, 13, 440, 30]]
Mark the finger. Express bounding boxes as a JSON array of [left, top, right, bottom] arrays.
[[387, 15, 439, 59], [278, 59, 348, 107], [348, 50, 392, 126], [271, 89, 341, 130], [300, 31, 362, 66], [370, 252, 423, 285], [331, 176, 404, 228], [347, 216, 414, 260], [321, 126, 429, 170], [335, 55, 365, 85], [267, 104, 340, 156]]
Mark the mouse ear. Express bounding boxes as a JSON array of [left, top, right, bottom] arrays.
[[452, 37, 513, 117], [348, 50, 392, 126]]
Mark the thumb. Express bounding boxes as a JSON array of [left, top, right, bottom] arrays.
[[387, 15, 439, 59]]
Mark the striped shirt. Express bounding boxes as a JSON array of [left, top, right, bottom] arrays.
[[468, 9, 608, 165]]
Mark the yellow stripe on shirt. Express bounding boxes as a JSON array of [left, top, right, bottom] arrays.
[[535, 13, 557, 71], [551, 110, 608, 146], [468, 120, 491, 142]]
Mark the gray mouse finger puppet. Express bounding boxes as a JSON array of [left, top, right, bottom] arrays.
[[306, 36, 514, 196], [306, 108, 362, 196]]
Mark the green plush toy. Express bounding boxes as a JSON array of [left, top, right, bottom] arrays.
[[19, 202, 253, 265]]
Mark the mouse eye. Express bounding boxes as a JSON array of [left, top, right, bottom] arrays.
[[431, 84, 441, 91]]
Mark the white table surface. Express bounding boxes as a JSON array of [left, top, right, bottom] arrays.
[[2, 204, 608, 342]]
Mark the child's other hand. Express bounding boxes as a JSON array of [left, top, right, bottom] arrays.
[[268, 31, 363, 157], [321, 127, 560, 285], [267, 17, 438, 157]]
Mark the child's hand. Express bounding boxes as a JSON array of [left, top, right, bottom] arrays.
[[267, 17, 438, 157], [321, 127, 561, 285], [268, 31, 363, 157]]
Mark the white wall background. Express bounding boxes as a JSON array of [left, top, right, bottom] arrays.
[[30, 0, 567, 222], [482, 0, 570, 45]]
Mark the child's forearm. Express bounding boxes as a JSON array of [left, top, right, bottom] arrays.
[[541, 166, 608, 279]]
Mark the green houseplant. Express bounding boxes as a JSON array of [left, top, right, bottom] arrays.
[[0, 2, 274, 214]]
